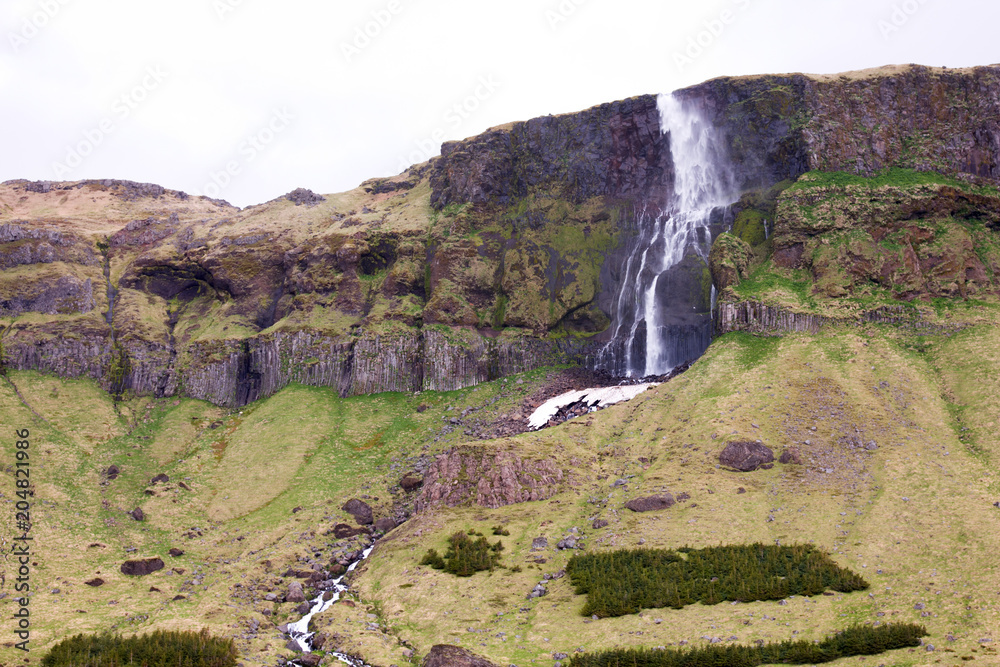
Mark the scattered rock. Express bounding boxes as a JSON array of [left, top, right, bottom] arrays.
[[914, 602, 925, 610], [592, 519, 608, 529], [737, 487, 746, 494], [121, 557, 164, 576], [421, 645, 499, 667], [556, 536, 579, 550], [625, 494, 675, 512], [779, 449, 802, 465], [528, 583, 548, 599], [719, 440, 774, 471], [676, 492, 691, 502], [84, 578, 104, 587], [342, 499, 373, 525]]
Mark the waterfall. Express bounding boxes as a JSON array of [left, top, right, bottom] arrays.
[[286, 545, 375, 665], [596, 92, 737, 377]]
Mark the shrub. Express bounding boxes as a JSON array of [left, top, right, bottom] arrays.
[[566, 623, 926, 667], [420, 532, 503, 577], [566, 543, 868, 617], [42, 629, 237, 667]]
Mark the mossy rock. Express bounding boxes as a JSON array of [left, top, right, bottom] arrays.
[[709, 233, 753, 291], [733, 208, 768, 246]]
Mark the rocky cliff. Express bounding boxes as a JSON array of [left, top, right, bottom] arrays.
[[3, 65, 1000, 405]]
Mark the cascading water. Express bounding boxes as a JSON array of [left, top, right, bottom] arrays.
[[286, 546, 375, 666], [596, 92, 737, 377]]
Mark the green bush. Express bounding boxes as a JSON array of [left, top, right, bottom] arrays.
[[566, 623, 926, 667], [420, 531, 503, 577], [42, 629, 237, 667], [566, 544, 868, 618]]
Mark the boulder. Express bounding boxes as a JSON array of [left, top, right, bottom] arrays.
[[130, 508, 144, 521], [168, 548, 184, 557], [104, 465, 120, 480], [286, 581, 306, 603], [374, 517, 397, 533], [400, 474, 424, 491], [298, 653, 323, 667], [719, 440, 774, 471], [84, 578, 104, 587], [779, 448, 802, 465], [342, 499, 373, 525], [332, 523, 367, 539], [531, 537, 548, 550], [121, 557, 164, 576], [150, 473, 169, 484], [625, 494, 676, 512], [592, 519, 608, 529], [422, 644, 499, 667]]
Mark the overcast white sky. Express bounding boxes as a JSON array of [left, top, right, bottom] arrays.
[[1, 0, 997, 207]]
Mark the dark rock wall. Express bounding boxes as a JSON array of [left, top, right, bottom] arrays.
[[431, 95, 673, 210]]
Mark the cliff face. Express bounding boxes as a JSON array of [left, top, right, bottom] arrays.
[[3, 65, 1000, 405]]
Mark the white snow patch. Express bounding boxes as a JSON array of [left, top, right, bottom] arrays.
[[527, 383, 659, 430]]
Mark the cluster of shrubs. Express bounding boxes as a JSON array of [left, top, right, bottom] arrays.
[[567, 543, 868, 617], [42, 629, 237, 667], [420, 530, 504, 576], [566, 623, 927, 667]]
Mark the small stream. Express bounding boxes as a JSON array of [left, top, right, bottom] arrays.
[[286, 545, 375, 666]]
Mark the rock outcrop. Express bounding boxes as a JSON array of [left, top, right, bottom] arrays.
[[416, 447, 564, 511]]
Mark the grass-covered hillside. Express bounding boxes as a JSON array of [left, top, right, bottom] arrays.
[[3, 306, 1000, 666]]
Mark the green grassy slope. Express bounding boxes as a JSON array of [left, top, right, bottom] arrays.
[[2, 317, 1000, 667]]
